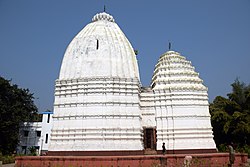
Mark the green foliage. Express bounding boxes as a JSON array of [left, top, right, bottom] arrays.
[[0, 153, 15, 164], [28, 146, 37, 156], [0, 76, 38, 155], [210, 79, 250, 155], [237, 145, 250, 157], [217, 144, 228, 152]]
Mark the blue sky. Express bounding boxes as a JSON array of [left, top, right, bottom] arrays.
[[0, 0, 249, 112]]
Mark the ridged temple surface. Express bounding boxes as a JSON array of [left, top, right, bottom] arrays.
[[59, 12, 139, 80], [141, 51, 216, 150], [50, 12, 143, 151], [49, 12, 216, 152]]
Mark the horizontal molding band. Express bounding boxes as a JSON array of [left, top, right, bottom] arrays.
[[56, 77, 140, 85], [140, 97, 208, 101], [142, 113, 155, 116], [55, 85, 140, 93], [50, 137, 143, 140], [159, 136, 214, 140], [51, 128, 143, 132], [141, 92, 207, 97], [153, 79, 203, 85], [139, 104, 208, 107], [53, 114, 142, 120], [155, 115, 211, 118], [51, 132, 142, 136], [51, 133, 142, 137], [54, 103, 209, 108], [156, 127, 213, 131], [54, 101, 140, 107], [157, 132, 213, 136], [140, 99, 209, 103], [152, 86, 207, 92], [55, 91, 139, 96], [152, 72, 199, 78], [55, 84, 140, 89], [154, 63, 194, 70]]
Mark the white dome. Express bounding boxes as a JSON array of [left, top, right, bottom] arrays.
[[59, 12, 139, 80], [151, 51, 207, 91]]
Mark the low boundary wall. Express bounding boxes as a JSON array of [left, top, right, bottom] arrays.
[[15, 153, 248, 167]]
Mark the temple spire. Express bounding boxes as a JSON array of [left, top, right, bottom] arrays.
[[168, 42, 171, 51], [104, 5, 106, 12]]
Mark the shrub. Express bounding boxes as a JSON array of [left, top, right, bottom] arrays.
[[0, 153, 15, 164]]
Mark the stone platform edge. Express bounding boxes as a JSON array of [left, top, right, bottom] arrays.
[[15, 153, 248, 167], [47, 149, 217, 156]]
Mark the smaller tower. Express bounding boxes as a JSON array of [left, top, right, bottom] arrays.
[[151, 50, 216, 152]]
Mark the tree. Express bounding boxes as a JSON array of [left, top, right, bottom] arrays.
[[210, 79, 250, 154], [0, 76, 38, 155]]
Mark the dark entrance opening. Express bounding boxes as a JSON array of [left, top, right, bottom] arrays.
[[143, 128, 156, 150]]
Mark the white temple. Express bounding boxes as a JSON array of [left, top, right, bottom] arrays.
[[142, 51, 216, 152], [49, 11, 216, 155]]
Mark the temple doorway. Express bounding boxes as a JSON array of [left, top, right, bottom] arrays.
[[143, 128, 156, 150]]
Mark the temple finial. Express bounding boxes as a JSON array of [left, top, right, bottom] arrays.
[[104, 5, 106, 12], [168, 42, 171, 51]]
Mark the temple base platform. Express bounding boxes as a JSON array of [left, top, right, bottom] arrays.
[[15, 152, 248, 167]]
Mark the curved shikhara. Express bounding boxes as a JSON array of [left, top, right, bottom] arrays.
[[49, 12, 216, 153]]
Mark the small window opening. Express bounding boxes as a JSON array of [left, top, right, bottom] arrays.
[[45, 134, 48, 144], [151, 82, 156, 89], [36, 131, 41, 137], [96, 39, 99, 50], [24, 130, 29, 137], [47, 114, 50, 123]]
